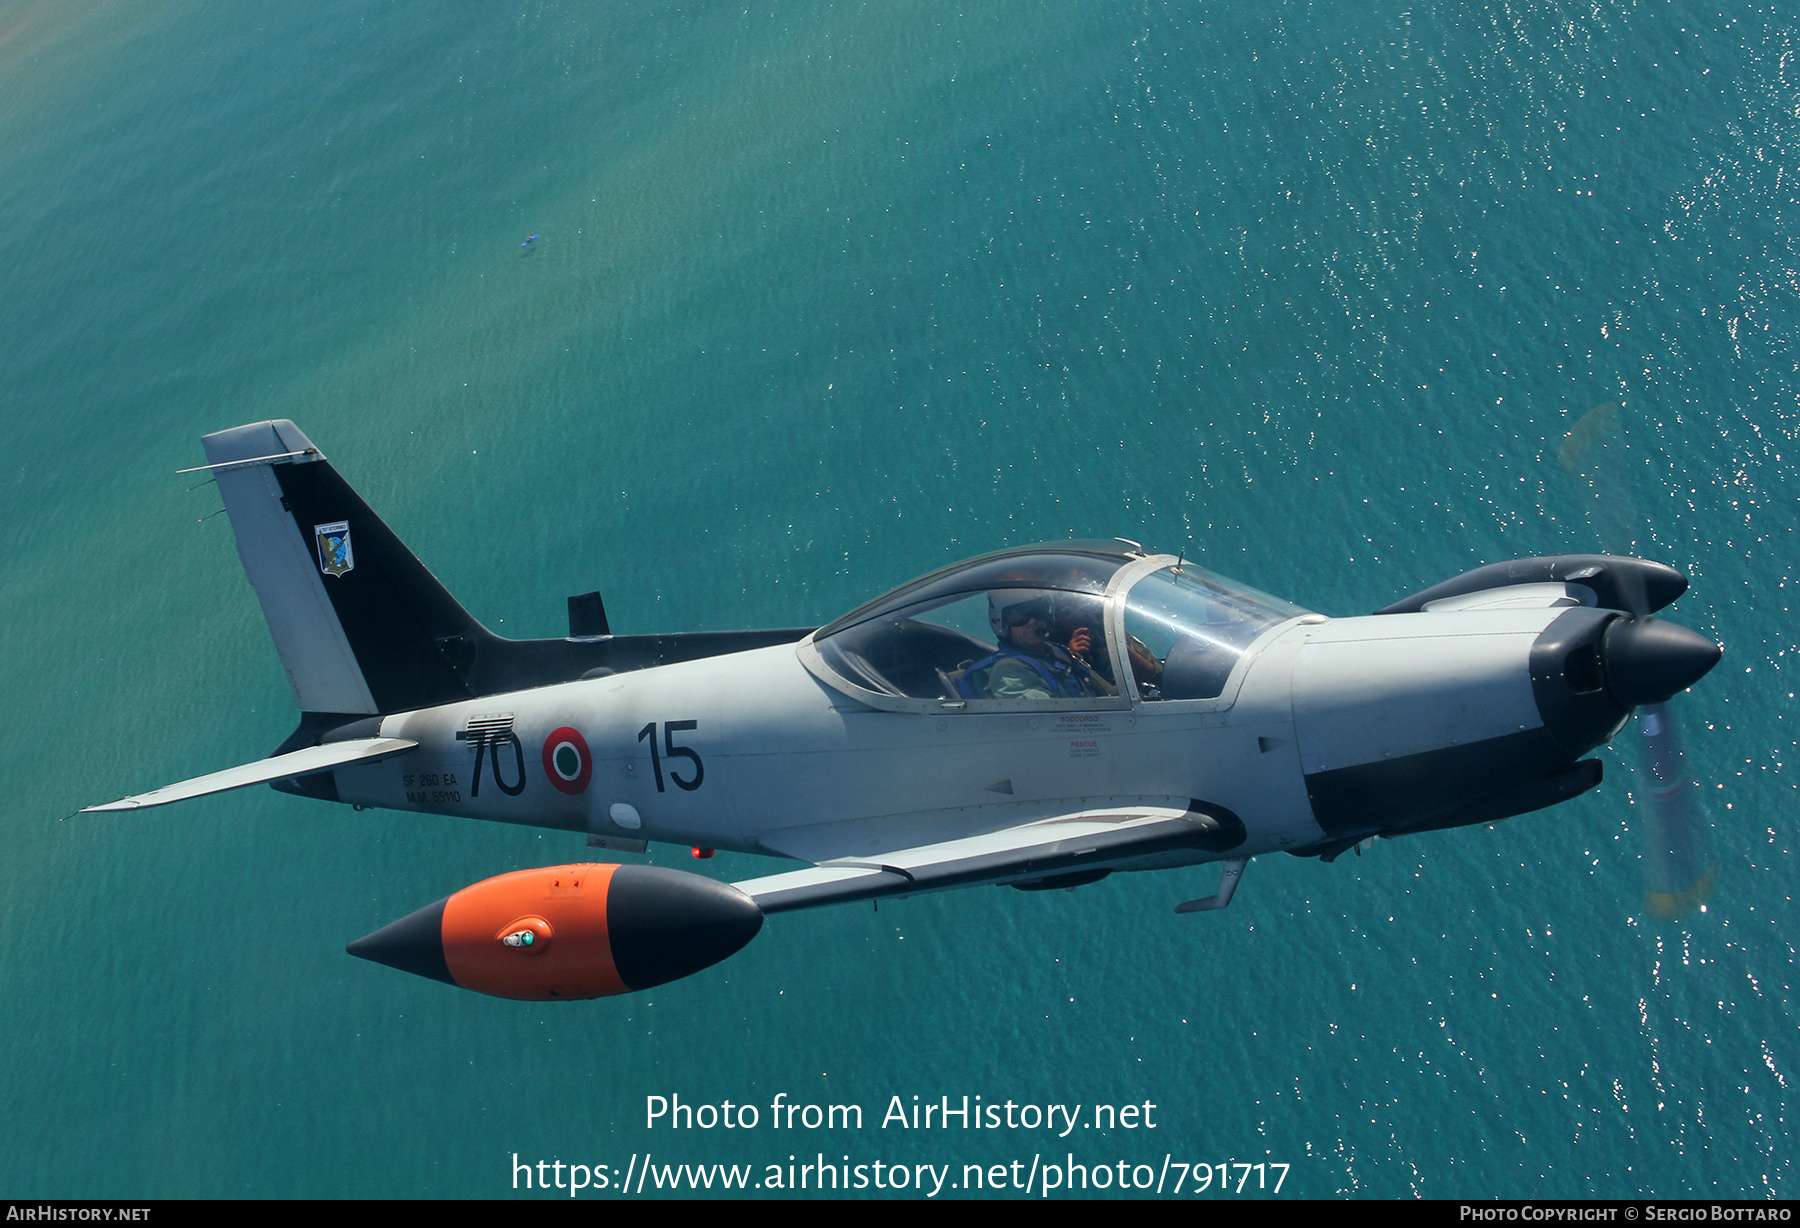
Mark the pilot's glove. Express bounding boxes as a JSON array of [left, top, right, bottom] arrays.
[[1067, 627, 1093, 661]]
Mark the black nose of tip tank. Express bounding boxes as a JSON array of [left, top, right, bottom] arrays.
[[1602, 616, 1723, 706]]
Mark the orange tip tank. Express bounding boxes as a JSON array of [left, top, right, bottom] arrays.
[[346, 863, 763, 1000]]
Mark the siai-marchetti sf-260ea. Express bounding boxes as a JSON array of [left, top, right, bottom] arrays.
[[86, 421, 1723, 1000]]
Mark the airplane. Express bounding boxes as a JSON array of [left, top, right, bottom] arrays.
[[85, 420, 1725, 1001]]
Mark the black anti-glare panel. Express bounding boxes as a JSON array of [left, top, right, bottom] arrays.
[[1302, 727, 1571, 837]]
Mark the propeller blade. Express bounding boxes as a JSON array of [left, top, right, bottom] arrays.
[[1559, 403, 1718, 919], [1635, 702, 1719, 919]]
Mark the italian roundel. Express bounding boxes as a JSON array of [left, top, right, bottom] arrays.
[[542, 727, 593, 794]]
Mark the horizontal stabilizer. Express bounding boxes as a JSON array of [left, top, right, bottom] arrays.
[[735, 800, 1242, 914], [83, 738, 417, 812]]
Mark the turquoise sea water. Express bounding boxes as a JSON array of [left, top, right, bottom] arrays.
[[1, 0, 1793, 1199]]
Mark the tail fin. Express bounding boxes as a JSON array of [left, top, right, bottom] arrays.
[[203, 420, 485, 715]]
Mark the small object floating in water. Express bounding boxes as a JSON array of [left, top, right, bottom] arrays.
[[520, 234, 538, 247]]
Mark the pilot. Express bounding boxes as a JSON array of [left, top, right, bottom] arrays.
[[958, 590, 1115, 701]]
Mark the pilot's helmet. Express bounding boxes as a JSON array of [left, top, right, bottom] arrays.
[[989, 589, 1056, 640]]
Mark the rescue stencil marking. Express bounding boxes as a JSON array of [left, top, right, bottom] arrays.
[[543, 727, 593, 795]]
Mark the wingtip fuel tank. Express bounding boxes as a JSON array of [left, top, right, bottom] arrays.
[[348, 863, 764, 1000]]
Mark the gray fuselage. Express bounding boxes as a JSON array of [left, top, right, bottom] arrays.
[[333, 604, 1584, 876]]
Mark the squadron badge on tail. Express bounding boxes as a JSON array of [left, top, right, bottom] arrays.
[[314, 521, 353, 577]]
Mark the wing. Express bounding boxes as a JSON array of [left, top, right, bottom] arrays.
[[82, 738, 417, 811], [733, 799, 1242, 914]]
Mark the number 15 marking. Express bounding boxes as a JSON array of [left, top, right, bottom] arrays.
[[637, 720, 703, 792]]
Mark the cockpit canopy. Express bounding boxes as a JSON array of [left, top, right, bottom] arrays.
[[802, 542, 1311, 711]]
